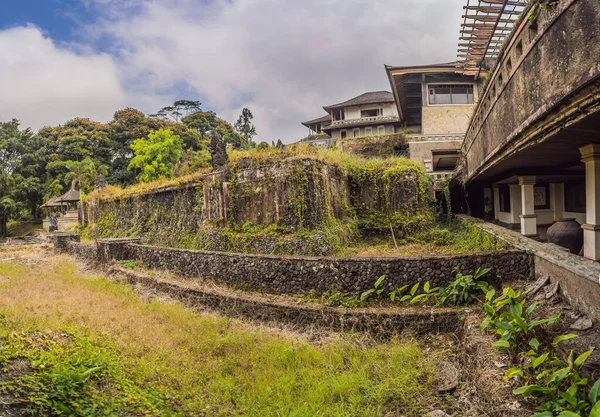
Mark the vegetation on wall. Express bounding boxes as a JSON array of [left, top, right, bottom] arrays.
[[82, 144, 435, 256]]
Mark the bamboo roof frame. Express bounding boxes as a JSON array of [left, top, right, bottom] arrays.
[[458, 0, 529, 78]]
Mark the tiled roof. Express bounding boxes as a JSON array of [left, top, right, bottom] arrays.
[[323, 91, 394, 111], [301, 114, 331, 127]]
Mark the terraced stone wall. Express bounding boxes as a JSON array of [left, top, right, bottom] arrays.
[[61, 239, 534, 295]]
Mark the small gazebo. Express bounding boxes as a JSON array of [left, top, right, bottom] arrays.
[[41, 188, 81, 232], [56, 188, 81, 207]]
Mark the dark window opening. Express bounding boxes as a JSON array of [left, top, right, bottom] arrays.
[[534, 183, 550, 210], [429, 84, 474, 105], [333, 109, 345, 121], [432, 150, 459, 172], [340, 130, 347, 139], [565, 181, 586, 213], [361, 109, 380, 118], [499, 185, 511, 213]]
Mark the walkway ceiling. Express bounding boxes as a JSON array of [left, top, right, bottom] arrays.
[[457, 0, 529, 78]]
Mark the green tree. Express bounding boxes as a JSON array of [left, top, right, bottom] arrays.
[[64, 157, 109, 194], [182, 110, 219, 140], [150, 100, 201, 123], [128, 129, 183, 183], [41, 118, 112, 192], [0, 120, 47, 234], [234, 108, 257, 149], [182, 111, 243, 148], [108, 108, 163, 186]]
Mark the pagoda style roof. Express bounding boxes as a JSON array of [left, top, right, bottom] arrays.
[[301, 114, 331, 127], [41, 196, 68, 208], [323, 91, 394, 112], [56, 188, 81, 203]]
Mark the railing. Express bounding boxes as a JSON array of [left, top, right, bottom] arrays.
[[330, 116, 399, 126]]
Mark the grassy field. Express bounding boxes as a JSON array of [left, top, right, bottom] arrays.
[[340, 220, 510, 257], [0, 246, 439, 416]]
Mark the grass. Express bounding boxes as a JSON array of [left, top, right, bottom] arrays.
[[0, 221, 43, 243], [0, 249, 438, 416], [340, 219, 510, 257], [87, 142, 426, 203]]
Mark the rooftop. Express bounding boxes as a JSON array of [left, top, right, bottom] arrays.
[[301, 114, 331, 127], [323, 91, 394, 112]]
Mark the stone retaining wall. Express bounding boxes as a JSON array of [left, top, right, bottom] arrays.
[[61, 238, 533, 294]]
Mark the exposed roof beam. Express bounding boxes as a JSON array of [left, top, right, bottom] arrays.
[[462, 15, 519, 23], [463, 5, 522, 13]]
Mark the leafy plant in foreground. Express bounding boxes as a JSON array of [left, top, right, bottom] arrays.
[[481, 286, 560, 352], [438, 267, 491, 306]]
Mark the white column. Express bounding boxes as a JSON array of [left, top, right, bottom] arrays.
[[579, 144, 600, 260], [509, 184, 522, 228], [519, 176, 538, 237], [552, 183, 564, 222], [493, 185, 500, 223]]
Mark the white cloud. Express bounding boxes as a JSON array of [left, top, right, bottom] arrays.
[[0, 25, 126, 130], [87, 0, 466, 142], [0, 1, 467, 141]]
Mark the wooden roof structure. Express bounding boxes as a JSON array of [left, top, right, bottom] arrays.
[[40, 196, 68, 208], [457, 0, 529, 78], [56, 188, 81, 203]]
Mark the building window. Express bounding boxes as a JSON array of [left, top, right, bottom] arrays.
[[333, 109, 345, 121], [499, 185, 511, 213], [377, 126, 385, 135], [340, 130, 347, 139], [365, 127, 373, 136], [534, 184, 550, 210], [429, 84, 474, 105], [432, 150, 459, 172], [361, 109, 380, 118], [565, 181, 586, 213], [353, 128, 360, 137]]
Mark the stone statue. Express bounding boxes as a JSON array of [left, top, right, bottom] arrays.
[[49, 213, 58, 232], [209, 131, 228, 170]]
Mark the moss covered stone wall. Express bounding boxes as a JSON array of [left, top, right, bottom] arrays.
[[83, 156, 434, 255]]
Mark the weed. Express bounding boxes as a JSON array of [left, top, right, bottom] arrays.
[[116, 260, 138, 270]]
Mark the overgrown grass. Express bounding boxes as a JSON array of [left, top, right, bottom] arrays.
[[0, 253, 437, 416], [88, 143, 426, 203], [341, 219, 510, 257]]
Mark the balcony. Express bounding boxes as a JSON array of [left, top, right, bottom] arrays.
[[330, 115, 399, 128]]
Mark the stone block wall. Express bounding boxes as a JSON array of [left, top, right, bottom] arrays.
[[82, 157, 434, 255], [59, 239, 533, 295]]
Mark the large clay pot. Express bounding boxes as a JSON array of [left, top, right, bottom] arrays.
[[546, 218, 583, 254]]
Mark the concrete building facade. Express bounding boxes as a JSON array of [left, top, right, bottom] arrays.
[[385, 63, 481, 190]]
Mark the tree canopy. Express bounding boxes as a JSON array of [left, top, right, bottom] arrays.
[[234, 108, 257, 149], [0, 98, 258, 236], [128, 129, 184, 183]]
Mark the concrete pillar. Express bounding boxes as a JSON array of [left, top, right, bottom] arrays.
[[579, 144, 600, 260], [493, 185, 500, 223], [551, 183, 564, 222], [509, 184, 522, 228], [519, 176, 538, 237]]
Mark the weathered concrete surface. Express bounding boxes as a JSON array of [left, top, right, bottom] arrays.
[[463, 0, 600, 182], [60, 239, 533, 295], [462, 215, 600, 321], [422, 106, 474, 135]]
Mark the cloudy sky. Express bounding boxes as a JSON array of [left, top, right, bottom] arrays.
[[0, 0, 465, 142]]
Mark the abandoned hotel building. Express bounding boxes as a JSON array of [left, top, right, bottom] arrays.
[[302, 0, 600, 265]]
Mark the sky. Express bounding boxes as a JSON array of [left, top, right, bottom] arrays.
[[0, 0, 465, 143]]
